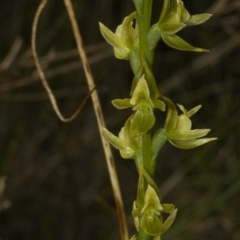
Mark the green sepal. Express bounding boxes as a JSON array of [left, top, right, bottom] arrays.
[[130, 75, 153, 106], [161, 32, 209, 52], [99, 22, 129, 58], [99, 12, 137, 60], [186, 14, 212, 26], [142, 185, 163, 213], [159, 22, 185, 34], [103, 127, 135, 159], [161, 204, 176, 213], [162, 208, 178, 234], [102, 127, 126, 150], [169, 137, 217, 149], [166, 129, 211, 141], [112, 99, 132, 109], [152, 99, 165, 111]]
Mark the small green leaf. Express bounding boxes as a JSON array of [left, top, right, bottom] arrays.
[[161, 33, 209, 52]]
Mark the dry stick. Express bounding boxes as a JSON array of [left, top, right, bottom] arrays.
[[32, 0, 129, 239], [62, 1, 129, 239]]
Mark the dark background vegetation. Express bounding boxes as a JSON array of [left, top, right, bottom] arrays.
[[0, 0, 239, 239]]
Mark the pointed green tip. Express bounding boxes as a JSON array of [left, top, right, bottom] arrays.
[[196, 48, 209, 53]]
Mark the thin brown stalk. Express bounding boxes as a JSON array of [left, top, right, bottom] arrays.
[[62, 1, 129, 239]]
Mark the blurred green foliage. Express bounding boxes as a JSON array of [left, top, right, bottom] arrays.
[[0, 0, 239, 239]]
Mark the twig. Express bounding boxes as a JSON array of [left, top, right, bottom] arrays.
[[62, 0, 129, 239]]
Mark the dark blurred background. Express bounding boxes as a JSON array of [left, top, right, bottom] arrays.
[[0, 0, 239, 239]]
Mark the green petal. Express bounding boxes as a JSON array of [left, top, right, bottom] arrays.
[[112, 98, 132, 109], [161, 33, 209, 52], [166, 129, 211, 140], [152, 99, 166, 111], [161, 204, 176, 213], [186, 14, 212, 26], [187, 105, 202, 117], [169, 138, 217, 149], [160, 23, 185, 34], [162, 209, 178, 233]]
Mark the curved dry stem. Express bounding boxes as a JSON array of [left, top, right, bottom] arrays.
[[32, 0, 91, 122], [32, 0, 129, 239]]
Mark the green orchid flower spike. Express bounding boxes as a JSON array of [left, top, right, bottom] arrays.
[[99, 12, 138, 60], [163, 97, 217, 149], [147, 0, 212, 52], [98, 0, 216, 238]]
